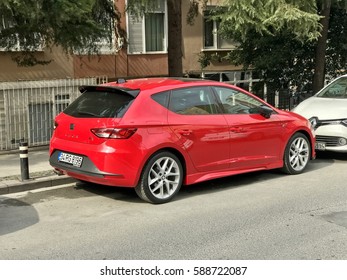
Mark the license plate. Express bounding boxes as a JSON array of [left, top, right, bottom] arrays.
[[58, 152, 83, 167], [315, 142, 326, 151]]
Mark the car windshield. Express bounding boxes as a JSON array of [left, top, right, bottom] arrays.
[[64, 90, 135, 118], [316, 76, 347, 98]]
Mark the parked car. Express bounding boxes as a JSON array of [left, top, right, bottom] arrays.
[[293, 75, 347, 152], [49, 77, 315, 203]]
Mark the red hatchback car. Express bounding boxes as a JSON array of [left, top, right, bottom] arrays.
[[49, 78, 315, 203]]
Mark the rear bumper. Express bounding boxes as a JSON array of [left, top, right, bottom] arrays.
[[49, 138, 144, 187], [50, 154, 136, 187], [50, 150, 121, 178]]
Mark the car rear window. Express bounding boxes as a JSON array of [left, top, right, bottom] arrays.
[[63, 90, 135, 118]]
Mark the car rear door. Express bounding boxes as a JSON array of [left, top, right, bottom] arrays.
[[168, 86, 230, 173]]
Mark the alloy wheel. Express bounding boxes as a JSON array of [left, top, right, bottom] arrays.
[[148, 156, 181, 200], [288, 136, 309, 172]]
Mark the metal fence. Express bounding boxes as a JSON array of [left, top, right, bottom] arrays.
[[0, 77, 107, 151]]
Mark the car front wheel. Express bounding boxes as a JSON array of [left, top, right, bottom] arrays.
[[282, 132, 311, 175], [135, 151, 183, 204]]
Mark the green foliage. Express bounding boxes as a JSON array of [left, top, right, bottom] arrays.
[[216, 0, 322, 42], [226, 29, 316, 91], [325, 5, 347, 77], [186, 0, 208, 25], [223, 3, 347, 92], [197, 52, 211, 69], [211, 0, 347, 91], [0, 0, 118, 66], [198, 51, 227, 70]]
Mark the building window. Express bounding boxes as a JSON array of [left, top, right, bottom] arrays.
[[203, 8, 234, 50], [127, 0, 167, 54]]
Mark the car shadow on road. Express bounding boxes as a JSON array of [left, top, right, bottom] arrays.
[[315, 151, 347, 161], [178, 155, 337, 201], [73, 181, 140, 202], [67, 152, 341, 204]]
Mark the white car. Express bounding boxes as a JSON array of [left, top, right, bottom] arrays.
[[293, 75, 347, 152]]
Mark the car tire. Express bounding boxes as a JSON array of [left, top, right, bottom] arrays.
[[282, 132, 311, 175], [135, 151, 183, 204]]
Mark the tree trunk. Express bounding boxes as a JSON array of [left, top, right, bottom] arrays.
[[167, 0, 183, 77], [312, 0, 331, 93]]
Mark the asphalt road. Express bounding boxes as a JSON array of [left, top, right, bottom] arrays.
[[0, 152, 346, 260]]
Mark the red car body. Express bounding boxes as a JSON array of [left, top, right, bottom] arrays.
[[49, 78, 315, 203]]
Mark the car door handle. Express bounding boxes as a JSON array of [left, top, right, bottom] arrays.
[[177, 129, 193, 136], [230, 127, 244, 133]]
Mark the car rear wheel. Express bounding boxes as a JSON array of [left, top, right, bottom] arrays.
[[282, 132, 311, 174], [135, 151, 183, 204]]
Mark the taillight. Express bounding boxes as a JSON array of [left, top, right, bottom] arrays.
[[91, 128, 137, 139]]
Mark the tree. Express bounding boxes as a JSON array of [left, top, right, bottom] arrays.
[[216, 0, 322, 42], [210, 0, 321, 93], [225, 30, 316, 93], [216, 0, 347, 93], [312, 0, 332, 93], [167, 0, 182, 77], [311, 0, 347, 92], [325, 4, 347, 77], [0, 0, 119, 66]]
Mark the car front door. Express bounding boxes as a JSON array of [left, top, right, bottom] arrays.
[[212, 86, 285, 170]]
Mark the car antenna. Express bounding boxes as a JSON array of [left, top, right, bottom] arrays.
[[117, 78, 126, 84]]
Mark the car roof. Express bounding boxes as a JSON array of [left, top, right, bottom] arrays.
[[102, 77, 220, 91], [80, 77, 251, 99]]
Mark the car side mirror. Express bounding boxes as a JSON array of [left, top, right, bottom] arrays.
[[259, 105, 273, 119]]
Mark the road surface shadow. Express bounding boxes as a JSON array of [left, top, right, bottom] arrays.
[[321, 211, 347, 229], [0, 197, 39, 236]]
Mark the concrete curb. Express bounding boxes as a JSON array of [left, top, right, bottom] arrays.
[[0, 175, 76, 195]]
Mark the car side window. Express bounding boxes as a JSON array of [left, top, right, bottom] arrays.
[[151, 91, 170, 108], [169, 87, 219, 115], [213, 86, 264, 114]]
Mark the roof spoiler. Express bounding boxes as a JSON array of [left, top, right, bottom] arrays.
[[79, 85, 140, 98]]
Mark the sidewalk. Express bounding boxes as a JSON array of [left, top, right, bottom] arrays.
[[0, 146, 75, 195]]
